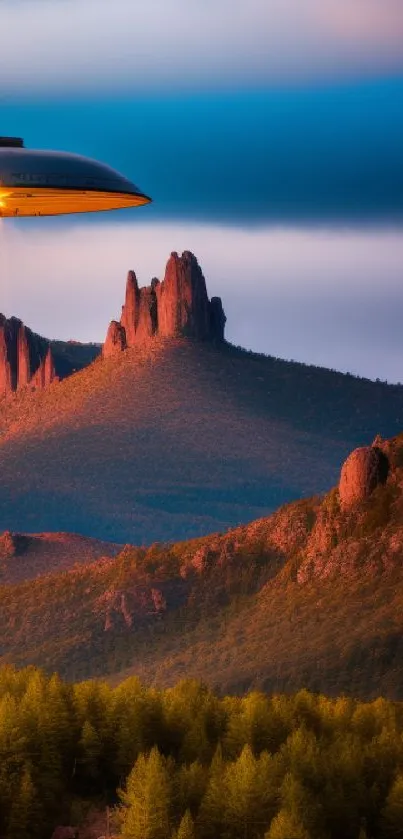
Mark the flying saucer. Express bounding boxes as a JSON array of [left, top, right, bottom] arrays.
[[0, 137, 151, 217]]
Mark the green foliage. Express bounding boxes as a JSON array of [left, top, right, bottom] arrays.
[[266, 808, 310, 839], [176, 810, 196, 839], [3, 667, 403, 838], [381, 775, 403, 838], [119, 747, 173, 839]]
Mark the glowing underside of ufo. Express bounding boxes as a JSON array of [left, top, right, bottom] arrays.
[[0, 137, 151, 217]]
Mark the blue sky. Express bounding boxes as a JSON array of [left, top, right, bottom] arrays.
[[1, 0, 403, 382]]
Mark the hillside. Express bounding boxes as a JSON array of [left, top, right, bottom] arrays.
[[1, 432, 403, 700], [0, 249, 402, 544], [50, 338, 101, 378], [0, 339, 402, 544], [0, 529, 121, 585]]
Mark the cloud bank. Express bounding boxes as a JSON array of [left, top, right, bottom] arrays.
[[1, 0, 403, 94], [1, 220, 403, 383]]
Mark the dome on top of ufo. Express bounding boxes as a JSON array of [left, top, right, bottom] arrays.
[[0, 137, 151, 217]]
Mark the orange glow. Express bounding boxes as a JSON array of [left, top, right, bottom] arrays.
[[0, 190, 12, 208], [0, 187, 150, 217]]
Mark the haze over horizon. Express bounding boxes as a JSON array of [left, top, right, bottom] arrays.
[[1, 0, 403, 382]]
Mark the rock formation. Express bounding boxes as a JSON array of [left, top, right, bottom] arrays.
[[339, 444, 390, 510], [0, 314, 57, 397], [103, 320, 127, 358], [104, 251, 226, 354]]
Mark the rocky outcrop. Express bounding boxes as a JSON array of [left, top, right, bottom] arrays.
[[295, 434, 403, 583], [97, 582, 175, 632], [0, 315, 58, 397], [339, 445, 390, 510], [33, 347, 57, 388], [209, 296, 226, 341], [120, 271, 158, 345], [156, 251, 214, 340], [103, 320, 127, 358], [105, 251, 226, 352]]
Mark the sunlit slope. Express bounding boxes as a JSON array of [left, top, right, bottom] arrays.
[[0, 339, 402, 543], [0, 530, 121, 585], [1, 432, 403, 698]]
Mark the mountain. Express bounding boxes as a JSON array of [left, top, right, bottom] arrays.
[[1, 432, 402, 699], [0, 251, 402, 544]]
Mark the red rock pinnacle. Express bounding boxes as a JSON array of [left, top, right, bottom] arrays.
[[105, 251, 226, 353], [0, 315, 57, 396], [103, 321, 127, 358]]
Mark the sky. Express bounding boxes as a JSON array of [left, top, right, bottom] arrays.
[[1, 0, 403, 382]]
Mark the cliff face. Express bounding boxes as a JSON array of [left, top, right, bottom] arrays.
[[104, 251, 226, 357], [0, 315, 57, 397]]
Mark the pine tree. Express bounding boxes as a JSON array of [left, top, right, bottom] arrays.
[[176, 761, 207, 816], [119, 746, 172, 839], [177, 810, 196, 839], [7, 763, 39, 839], [197, 745, 226, 839], [381, 775, 403, 838], [224, 745, 263, 839], [79, 719, 102, 783], [266, 809, 310, 839]]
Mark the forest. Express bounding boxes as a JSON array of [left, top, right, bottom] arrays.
[[1, 666, 403, 838]]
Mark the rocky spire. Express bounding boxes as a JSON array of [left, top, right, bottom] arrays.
[[17, 324, 31, 388], [33, 346, 57, 388], [156, 251, 212, 339], [120, 271, 139, 347], [0, 317, 13, 395], [103, 321, 127, 358], [105, 251, 226, 352], [0, 315, 57, 396]]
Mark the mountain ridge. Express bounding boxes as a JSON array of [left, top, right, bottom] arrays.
[[1, 430, 402, 699]]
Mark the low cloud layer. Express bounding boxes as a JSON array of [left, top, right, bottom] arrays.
[[1, 0, 403, 94], [1, 219, 403, 384]]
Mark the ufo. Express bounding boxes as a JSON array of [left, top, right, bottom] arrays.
[[0, 137, 151, 217]]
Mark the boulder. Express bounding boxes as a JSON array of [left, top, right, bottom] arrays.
[[339, 445, 390, 510]]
